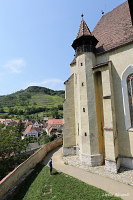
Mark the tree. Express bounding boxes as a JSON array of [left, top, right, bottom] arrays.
[[50, 134, 57, 141], [38, 134, 50, 145], [51, 108, 60, 119], [0, 125, 29, 180], [58, 104, 63, 110], [15, 120, 24, 136], [0, 107, 5, 113]]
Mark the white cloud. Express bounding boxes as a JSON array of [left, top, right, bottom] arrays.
[[3, 58, 26, 74], [26, 78, 64, 90]]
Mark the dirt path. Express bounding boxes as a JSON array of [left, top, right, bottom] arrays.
[[51, 147, 133, 200]]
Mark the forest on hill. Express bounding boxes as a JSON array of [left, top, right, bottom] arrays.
[[0, 86, 65, 121]]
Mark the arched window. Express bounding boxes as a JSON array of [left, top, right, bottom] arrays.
[[127, 74, 133, 126], [121, 65, 133, 130]]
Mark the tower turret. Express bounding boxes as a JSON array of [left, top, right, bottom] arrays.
[[72, 16, 98, 56]]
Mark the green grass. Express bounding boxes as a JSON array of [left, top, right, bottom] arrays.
[[31, 94, 63, 108], [9, 164, 121, 200]]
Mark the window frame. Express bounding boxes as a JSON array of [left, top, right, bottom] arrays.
[[121, 65, 133, 130]]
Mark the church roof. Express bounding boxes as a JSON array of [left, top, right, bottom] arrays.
[[76, 18, 92, 39], [92, 1, 133, 53]]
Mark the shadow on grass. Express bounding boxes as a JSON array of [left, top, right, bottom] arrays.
[[5, 146, 62, 200], [52, 171, 62, 175], [6, 163, 44, 200]]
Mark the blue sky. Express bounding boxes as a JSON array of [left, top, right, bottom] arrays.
[[0, 0, 125, 95]]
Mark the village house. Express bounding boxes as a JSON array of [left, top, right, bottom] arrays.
[[33, 121, 44, 128], [22, 120, 32, 129], [63, 0, 133, 173], [0, 119, 19, 126], [45, 119, 64, 136], [22, 125, 39, 139]]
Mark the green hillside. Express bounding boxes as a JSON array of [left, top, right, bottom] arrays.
[[0, 86, 65, 121]]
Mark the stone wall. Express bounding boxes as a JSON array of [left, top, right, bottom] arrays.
[[0, 138, 63, 199], [63, 74, 76, 154]]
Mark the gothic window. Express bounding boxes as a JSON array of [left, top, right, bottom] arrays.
[[121, 65, 133, 130], [127, 74, 133, 126]]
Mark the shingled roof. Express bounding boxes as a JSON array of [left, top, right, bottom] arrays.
[[92, 1, 133, 53], [76, 18, 92, 39]]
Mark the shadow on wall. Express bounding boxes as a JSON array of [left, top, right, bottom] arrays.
[[5, 146, 61, 200], [112, 64, 132, 158]]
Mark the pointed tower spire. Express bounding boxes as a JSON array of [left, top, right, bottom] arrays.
[[72, 16, 98, 55], [76, 17, 92, 39]]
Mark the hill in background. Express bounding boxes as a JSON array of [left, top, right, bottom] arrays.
[[0, 86, 65, 121]]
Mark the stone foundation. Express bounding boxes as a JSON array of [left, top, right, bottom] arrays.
[[63, 146, 77, 156], [80, 153, 103, 167], [105, 159, 120, 173], [120, 156, 133, 169]]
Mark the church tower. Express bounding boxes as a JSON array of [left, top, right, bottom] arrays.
[[63, 16, 103, 166]]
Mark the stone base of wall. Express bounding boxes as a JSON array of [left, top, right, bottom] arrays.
[[80, 153, 103, 167], [62, 146, 77, 156], [120, 156, 133, 169], [105, 159, 120, 173], [76, 146, 80, 155]]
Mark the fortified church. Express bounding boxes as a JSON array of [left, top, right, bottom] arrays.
[[63, 0, 133, 173]]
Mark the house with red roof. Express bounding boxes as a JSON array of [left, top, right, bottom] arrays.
[[0, 119, 19, 126], [45, 119, 64, 136], [22, 125, 39, 138]]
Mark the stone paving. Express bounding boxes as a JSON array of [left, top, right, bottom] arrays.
[[63, 155, 133, 186]]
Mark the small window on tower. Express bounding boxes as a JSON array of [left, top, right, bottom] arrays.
[[83, 108, 85, 112], [82, 82, 84, 86], [81, 63, 83, 66], [85, 132, 87, 136], [75, 74, 77, 84]]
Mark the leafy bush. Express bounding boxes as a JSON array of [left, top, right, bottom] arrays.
[[0, 125, 29, 180]]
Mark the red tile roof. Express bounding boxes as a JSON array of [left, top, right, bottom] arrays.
[[46, 119, 64, 125], [92, 1, 133, 53], [0, 119, 19, 123], [23, 125, 38, 136]]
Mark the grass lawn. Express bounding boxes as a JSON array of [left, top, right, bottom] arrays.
[[9, 164, 121, 200]]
